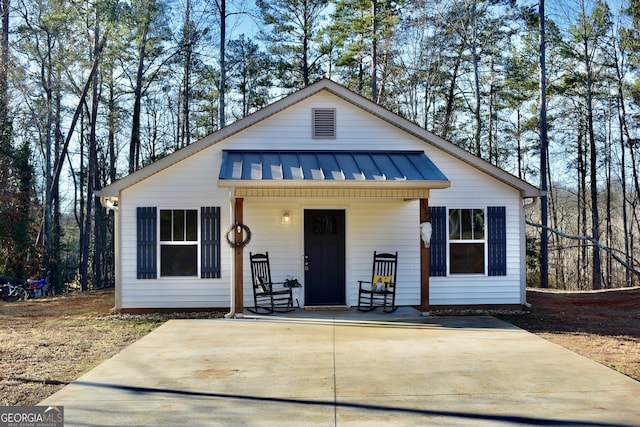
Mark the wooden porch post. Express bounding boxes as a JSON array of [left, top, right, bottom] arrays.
[[234, 197, 244, 312], [419, 198, 430, 311]]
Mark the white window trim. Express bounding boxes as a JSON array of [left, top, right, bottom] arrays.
[[158, 208, 201, 278], [446, 207, 488, 277]]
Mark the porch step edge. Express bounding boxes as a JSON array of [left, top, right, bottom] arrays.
[[304, 305, 352, 311]]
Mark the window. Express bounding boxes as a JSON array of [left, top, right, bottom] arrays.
[[429, 206, 506, 277], [160, 209, 198, 276], [313, 108, 336, 139], [137, 206, 221, 279], [448, 208, 485, 274]]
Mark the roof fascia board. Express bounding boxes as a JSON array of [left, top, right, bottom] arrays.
[[217, 179, 451, 189]]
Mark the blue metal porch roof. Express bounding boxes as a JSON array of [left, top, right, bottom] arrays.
[[218, 150, 449, 184]]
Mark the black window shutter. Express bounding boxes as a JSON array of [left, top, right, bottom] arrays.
[[487, 206, 507, 276], [201, 207, 221, 278], [137, 207, 157, 279], [429, 206, 447, 277]]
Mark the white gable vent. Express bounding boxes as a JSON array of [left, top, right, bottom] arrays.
[[313, 108, 336, 139]]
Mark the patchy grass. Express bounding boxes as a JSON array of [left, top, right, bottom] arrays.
[[0, 289, 165, 406]]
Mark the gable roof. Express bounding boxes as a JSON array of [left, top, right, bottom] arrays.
[[97, 78, 540, 198]]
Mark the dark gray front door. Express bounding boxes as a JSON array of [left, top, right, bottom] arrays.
[[304, 210, 346, 305]]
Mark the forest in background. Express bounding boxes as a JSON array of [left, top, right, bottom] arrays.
[[0, 0, 639, 292]]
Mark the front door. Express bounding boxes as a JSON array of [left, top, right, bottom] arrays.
[[304, 210, 346, 305]]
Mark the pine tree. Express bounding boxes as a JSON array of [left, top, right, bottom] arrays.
[[227, 35, 273, 118], [257, 0, 329, 88]]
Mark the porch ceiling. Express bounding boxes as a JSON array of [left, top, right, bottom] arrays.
[[217, 150, 450, 196]]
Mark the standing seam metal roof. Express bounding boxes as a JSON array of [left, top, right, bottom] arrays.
[[219, 150, 449, 182]]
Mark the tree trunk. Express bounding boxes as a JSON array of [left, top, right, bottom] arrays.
[[91, 48, 104, 290], [219, 0, 226, 127], [539, 0, 549, 288], [106, 67, 117, 287], [578, 124, 587, 288], [470, 0, 481, 158], [625, 140, 640, 287], [78, 112, 86, 288], [584, 37, 602, 290], [619, 99, 630, 286], [0, 0, 9, 151], [43, 33, 54, 288], [487, 56, 495, 165], [81, 25, 102, 291], [548, 170, 565, 288], [371, 0, 377, 102], [182, 0, 191, 147], [441, 51, 462, 139], [129, 26, 148, 173], [612, 41, 634, 286], [605, 100, 613, 287], [107, 69, 117, 184], [516, 108, 522, 179], [51, 68, 62, 291]]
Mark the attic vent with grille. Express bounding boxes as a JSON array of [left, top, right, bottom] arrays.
[[313, 108, 336, 139]]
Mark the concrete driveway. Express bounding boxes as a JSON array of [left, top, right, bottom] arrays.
[[40, 308, 640, 426]]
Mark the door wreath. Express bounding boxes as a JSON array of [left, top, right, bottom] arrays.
[[225, 222, 252, 248]]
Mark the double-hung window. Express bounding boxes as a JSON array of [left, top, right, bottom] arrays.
[[429, 206, 506, 277], [137, 206, 221, 279], [160, 209, 198, 276], [448, 208, 485, 275]]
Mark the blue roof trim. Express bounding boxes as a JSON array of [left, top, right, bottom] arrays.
[[219, 150, 448, 182]]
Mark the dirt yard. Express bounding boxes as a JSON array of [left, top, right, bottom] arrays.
[[1, 287, 638, 406], [496, 287, 640, 382]]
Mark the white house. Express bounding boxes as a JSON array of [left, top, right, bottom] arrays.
[[97, 79, 540, 313]]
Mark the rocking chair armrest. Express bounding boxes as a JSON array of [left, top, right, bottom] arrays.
[[270, 288, 292, 295], [358, 280, 372, 289], [382, 280, 396, 290], [359, 279, 395, 292], [269, 281, 292, 290], [255, 279, 290, 291]]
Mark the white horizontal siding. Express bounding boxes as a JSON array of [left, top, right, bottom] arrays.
[[347, 200, 421, 306], [428, 277, 522, 305], [427, 150, 525, 306], [121, 281, 230, 309], [241, 199, 304, 306], [217, 93, 426, 152], [118, 147, 234, 309], [243, 198, 421, 307]]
